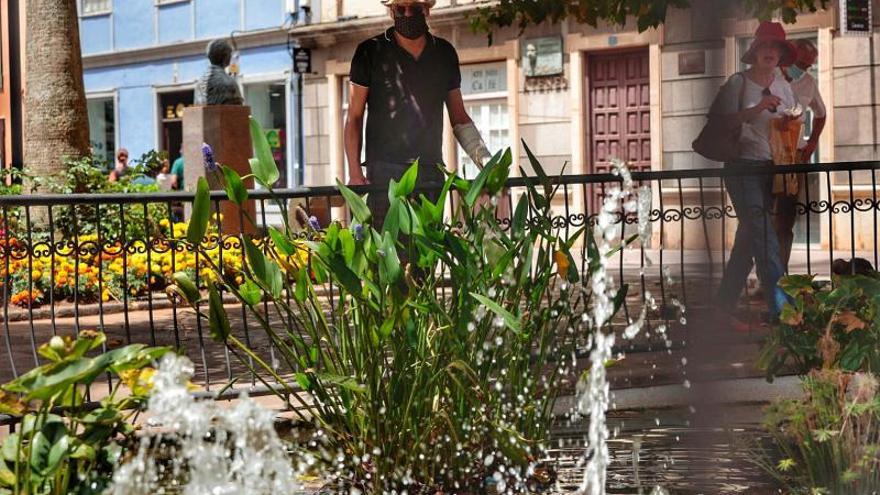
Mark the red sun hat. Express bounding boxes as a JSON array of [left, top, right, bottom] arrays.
[[741, 21, 797, 67]]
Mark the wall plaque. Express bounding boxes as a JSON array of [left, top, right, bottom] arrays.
[[522, 36, 563, 77], [678, 51, 706, 75]]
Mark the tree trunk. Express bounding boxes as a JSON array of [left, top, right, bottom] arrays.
[[23, 0, 90, 194]]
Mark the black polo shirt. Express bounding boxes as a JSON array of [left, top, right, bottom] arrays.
[[349, 28, 461, 165]]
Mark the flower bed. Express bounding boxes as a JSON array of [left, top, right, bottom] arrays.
[[0, 218, 309, 308]]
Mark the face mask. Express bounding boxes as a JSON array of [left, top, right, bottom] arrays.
[[787, 65, 805, 81], [394, 12, 428, 40]]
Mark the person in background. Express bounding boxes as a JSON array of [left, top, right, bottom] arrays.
[[171, 149, 185, 190], [108, 148, 130, 182], [344, 0, 491, 227], [156, 159, 176, 191], [775, 38, 827, 271], [710, 21, 798, 330]]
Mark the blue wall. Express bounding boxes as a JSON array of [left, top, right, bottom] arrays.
[[158, 2, 193, 44], [245, 0, 284, 30], [79, 0, 285, 54], [83, 44, 292, 160], [196, 0, 241, 38], [81, 15, 113, 54], [112, 0, 155, 51]]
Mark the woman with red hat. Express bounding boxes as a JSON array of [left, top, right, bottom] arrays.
[[710, 21, 798, 329]]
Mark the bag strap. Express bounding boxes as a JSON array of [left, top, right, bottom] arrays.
[[737, 72, 746, 111]]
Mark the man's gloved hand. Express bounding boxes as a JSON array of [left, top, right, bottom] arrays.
[[453, 122, 492, 169]]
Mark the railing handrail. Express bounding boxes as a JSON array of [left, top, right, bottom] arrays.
[[1, 160, 879, 207]]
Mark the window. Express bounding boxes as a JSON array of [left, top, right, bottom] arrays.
[[458, 62, 509, 179], [81, 0, 111, 15], [245, 82, 288, 188], [87, 96, 115, 166]]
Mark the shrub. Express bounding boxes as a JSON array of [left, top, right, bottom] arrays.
[[758, 369, 880, 494], [757, 274, 880, 380], [0, 331, 170, 495]]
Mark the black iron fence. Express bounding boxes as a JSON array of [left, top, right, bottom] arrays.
[[1, 160, 878, 423]]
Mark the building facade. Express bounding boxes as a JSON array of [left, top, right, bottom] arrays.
[[79, 0, 307, 187], [77, 0, 880, 249], [290, 0, 880, 250]]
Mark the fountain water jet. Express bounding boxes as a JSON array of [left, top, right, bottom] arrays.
[[107, 354, 300, 495]]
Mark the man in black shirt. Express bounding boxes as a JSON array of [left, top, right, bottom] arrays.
[[344, 0, 491, 226]]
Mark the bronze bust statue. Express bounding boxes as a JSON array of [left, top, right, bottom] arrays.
[[194, 39, 244, 106]]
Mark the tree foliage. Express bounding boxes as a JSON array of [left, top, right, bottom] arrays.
[[471, 0, 831, 38]]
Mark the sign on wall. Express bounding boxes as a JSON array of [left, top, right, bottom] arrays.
[[840, 0, 872, 36], [521, 37, 563, 77], [461, 62, 507, 96]]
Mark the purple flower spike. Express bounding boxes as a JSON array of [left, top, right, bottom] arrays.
[[353, 223, 364, 241], [308, 216, 321, 230], [201, 142, 217, 171]]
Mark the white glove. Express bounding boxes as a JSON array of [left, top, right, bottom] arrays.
[[453, 122, 492, 169]]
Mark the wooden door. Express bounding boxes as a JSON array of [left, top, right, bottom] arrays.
[[588, 49, 651, 175]]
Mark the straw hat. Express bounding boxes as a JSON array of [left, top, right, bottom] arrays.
[[381, 0, 436, 7], [741, 21, 797, 67]]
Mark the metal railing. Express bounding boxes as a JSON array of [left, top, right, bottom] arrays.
[[1, 160, 878, 424]]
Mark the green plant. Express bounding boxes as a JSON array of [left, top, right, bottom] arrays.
[[758, 274, 880, 380], [31, 155, 166, 241], [170, 118, 625, 492], [0, 331, 170, 495], [757, 369, 880, 494], [171, 121, 626, 493]]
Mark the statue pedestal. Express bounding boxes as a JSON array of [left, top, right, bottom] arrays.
[[182, 105, 255, 235]]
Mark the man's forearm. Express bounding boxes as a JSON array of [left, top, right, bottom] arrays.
[[344, 118, 364, 177]]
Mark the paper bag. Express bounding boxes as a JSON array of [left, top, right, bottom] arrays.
[[769, 118, 804, 196]]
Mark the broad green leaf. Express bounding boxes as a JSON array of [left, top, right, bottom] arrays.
[[512, 194, 528, 237], [207, 283, 231, 342], [325, 255, 362, 296], [70, 443, 96, 461], [294, 373, 311, 390], [46, 433, 70, 475], [340, 228, 355, 266], [249, 117, 280, 185], [396, 160, 419, 197], [221, 165, 248, 205], [383, 199, 402, 238], [171, 271, 201, 306], [239, 279, 262, 306], [294, 266, 309, 303], [186, 177, 211, 244], [379, 317, 395, 339], [269, 227, 296, 256], [31, 421, 66, 475], [1, 434, 18, 462], [464, 157, 496, 207], [242, 236, 283, 298], [471, 292, 521, 333], [485, 148, 512, 195], [0, 463, 14, 486], [337, 180, 371, 223], [379, 231, 401, 285]]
